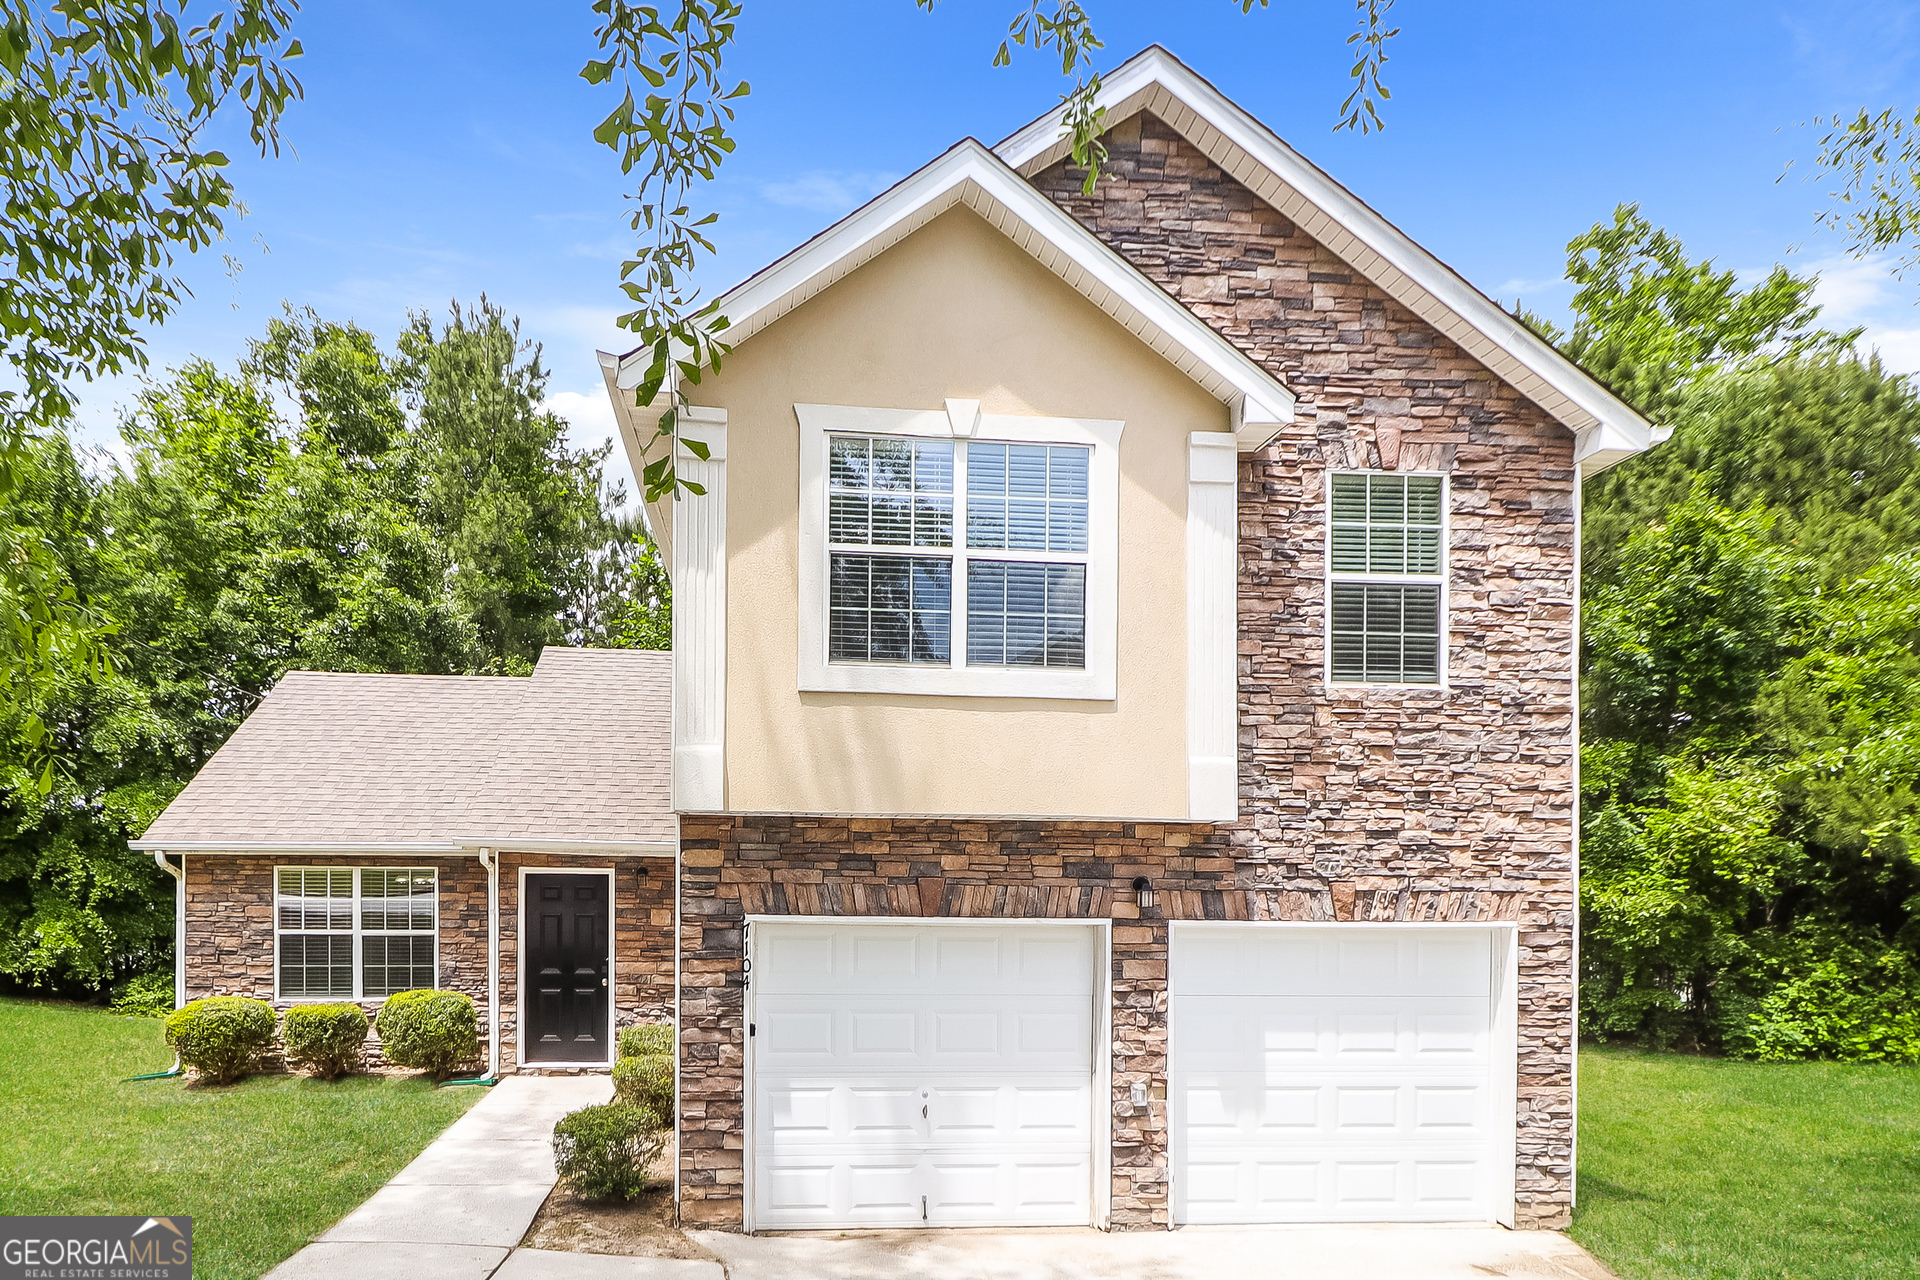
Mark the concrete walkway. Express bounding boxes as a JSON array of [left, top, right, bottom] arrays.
[[264, 1075, 719, 1280], [691, 1223, 1620, 1280]]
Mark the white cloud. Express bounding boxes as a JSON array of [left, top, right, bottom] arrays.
[[759, 170, 902, 215], [542, 388, 619, 454], [1855, 327, 1920, 374], [1805, 253, 1904, 322]]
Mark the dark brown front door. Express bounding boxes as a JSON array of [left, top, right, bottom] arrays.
[[525, 872, 610, 1062]]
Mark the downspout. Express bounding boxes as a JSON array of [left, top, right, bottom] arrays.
[[445, 848, 502, 1087], [128, 852, 186, 1081]]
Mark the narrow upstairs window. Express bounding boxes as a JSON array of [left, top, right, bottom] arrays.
[[1328, 472, 1445, 684]]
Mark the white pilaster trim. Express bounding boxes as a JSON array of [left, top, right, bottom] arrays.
[[1186, 432, 1239, 821], [672, 412, 728, 812]]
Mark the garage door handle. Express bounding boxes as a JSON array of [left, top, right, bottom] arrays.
[[922, 1105, 928, 1118]]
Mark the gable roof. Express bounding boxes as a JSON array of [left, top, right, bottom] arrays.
[[599, 136, 1304, 547], [995, 46, 1664, 476], [131, 647, 673, 853]]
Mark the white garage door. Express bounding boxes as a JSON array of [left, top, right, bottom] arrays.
[[1170, 924, 1507, 1225], [750, 921, 1098, 1230]]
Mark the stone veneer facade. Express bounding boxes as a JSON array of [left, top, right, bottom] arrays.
[[675, 112, 1578, 1231], [182, 852, 673, 1070]]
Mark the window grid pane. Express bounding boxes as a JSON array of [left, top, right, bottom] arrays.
[[829, 553, 952, 664], [966, 560, 1086, 668], [1329, 473, 1443, 575], [1331, 583, 1441, 683], [362, 935, 436, 997], [965, 442, 1089, 553], [829, 435, 953, 549]]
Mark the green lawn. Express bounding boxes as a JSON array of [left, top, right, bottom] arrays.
[[1573, 1045, 1920, 1280], [0, 997, 479, 1280]]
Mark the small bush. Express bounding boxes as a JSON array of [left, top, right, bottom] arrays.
[[164, 996, 277, 1085], [552, 1104, 664, 1201], [283, 1003, 371, 1079], [374, 989, 478, 1080], [618, 1021, 674, 1058], [612, 1052, 673, 1122], [110, 970, 175, 1019]]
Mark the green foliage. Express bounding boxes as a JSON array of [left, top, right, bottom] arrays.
[[0, 1, 302, 787], [1525, 204, 1829, 428], [163, 995, 276, 1085], [373, 989, 478, 1081], [282, 1002, 371, 1080], [0, 305, 653, 995], [552, 1103, 665, 1201], [1571, 214, 1920, 1060], [617, 1021, 674, 1058], [109, 969, 174, 1019], [1812, 106, 1920, 273], [612, 1053, 674, 1121], [398, 299, 620, 668]]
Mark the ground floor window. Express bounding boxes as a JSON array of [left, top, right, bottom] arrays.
[[275, 866, 437, 999]]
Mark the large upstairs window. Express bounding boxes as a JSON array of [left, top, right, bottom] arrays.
[[799, 404, 1120, 700], [1327, 472, 1446, 685]]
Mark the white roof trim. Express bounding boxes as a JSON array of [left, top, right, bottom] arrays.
[[996, 46, 1659, 477], [611, 137, 1295, 438]]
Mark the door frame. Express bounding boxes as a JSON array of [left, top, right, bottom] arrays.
[[1165, 920, 1520, 1228], [516, 865, 617, 1069], [741, 914, 1114, 1234]]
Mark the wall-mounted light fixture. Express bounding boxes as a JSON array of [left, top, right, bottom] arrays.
[[1132, 876, 1155, 912]]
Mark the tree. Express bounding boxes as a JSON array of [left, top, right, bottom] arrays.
[[583, 0, 1402, 503], [399, 299, 626, 668], [1, 1, 303, 786]]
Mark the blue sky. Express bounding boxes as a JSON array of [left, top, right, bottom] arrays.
[[69, 0, 1920, 468]]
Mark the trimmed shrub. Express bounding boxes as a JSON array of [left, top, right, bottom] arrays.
[[110, 970, 175, 1019], [283, 1003, 371, 1079], [552, 1104, 664, 1201], [617, 1021, 674, 1059], [374, 989, 478, 1080], [164, 997, 277, 1085], [611, 1052, 673, 1122]]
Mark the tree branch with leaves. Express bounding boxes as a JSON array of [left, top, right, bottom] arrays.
[[0, 0, 303, 790]]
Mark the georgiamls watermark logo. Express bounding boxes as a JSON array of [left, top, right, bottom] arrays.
[[1, 1216, 191, 1279]]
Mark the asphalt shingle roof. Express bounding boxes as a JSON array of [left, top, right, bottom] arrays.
[[135, 647, 673, 848]]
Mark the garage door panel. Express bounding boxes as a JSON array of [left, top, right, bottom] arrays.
[[1171, 924, 1502, 1226], [1174, 996, 1489, 1071], [753, 922, 1097, 1230], [755, 923, 1095, 996], [757, 996, 1092, 1074]]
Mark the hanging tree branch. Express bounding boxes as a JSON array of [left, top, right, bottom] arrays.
[[0, 0, 303, 791], [586, 1, 1400, 499]]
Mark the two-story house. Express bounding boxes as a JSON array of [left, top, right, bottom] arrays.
[[140, 46, 1657, 1238], [594, 47, 1657, 1234]]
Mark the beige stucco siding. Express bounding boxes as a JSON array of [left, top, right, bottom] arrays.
[[704, 206, 1226, 818]]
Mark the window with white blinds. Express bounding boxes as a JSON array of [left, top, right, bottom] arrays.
[[1328, 472, 1445, 684], [826, 435, 1090, 670], [275, 867, 438, 1000]]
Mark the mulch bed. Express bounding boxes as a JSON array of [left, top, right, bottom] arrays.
[[521, 1150, 716, 1261]]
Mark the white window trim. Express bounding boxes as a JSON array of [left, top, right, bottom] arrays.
[[796, 401, 1123, 700], [1322, 468, 1451, 690], [271, 865, 440, 1003], [514, 865, 617, 1069]]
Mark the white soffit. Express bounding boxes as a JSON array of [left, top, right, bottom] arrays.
[[995, 46, 1659, 477], [610, 138, 1296, 435]]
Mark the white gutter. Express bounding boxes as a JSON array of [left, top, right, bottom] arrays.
[[478, 848, 501, 1079], [151, 851, 184, 1010]]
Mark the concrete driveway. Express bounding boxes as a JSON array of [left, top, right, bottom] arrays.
[[688, 1224, 1618, 1280]]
